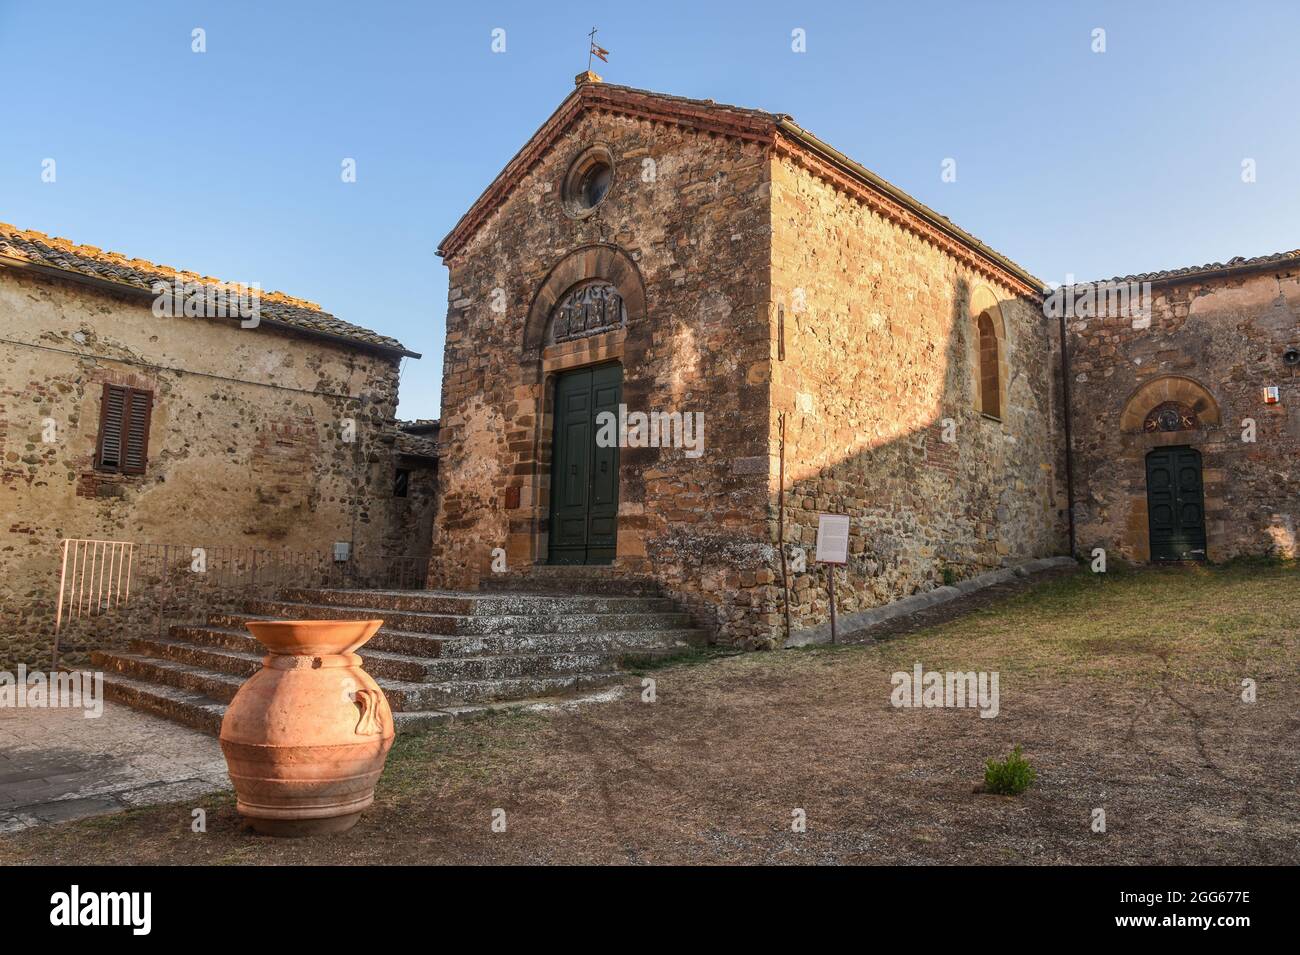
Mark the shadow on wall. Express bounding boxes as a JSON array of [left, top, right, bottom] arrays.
[[769, 275, 1067, 641]]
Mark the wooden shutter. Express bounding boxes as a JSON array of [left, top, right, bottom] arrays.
[[96, 384, 152, 473], [96, 385, 127, 470], [123, 389, 152, 473]]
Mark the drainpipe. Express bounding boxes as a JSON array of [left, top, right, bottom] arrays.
[[1057, 309, 1077, 558]]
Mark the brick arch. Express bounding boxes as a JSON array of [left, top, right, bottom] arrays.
[[522, 244, 646, 355], [1119, 376, 1222, 432]]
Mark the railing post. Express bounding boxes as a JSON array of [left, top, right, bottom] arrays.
[[52, 538, 70, 670]]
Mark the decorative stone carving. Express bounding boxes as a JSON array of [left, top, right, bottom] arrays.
[[1143, 401, 1198, 433], [547, 281, 626, 344]]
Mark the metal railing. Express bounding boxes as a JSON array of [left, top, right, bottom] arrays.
[[50, 539, 429, 668]]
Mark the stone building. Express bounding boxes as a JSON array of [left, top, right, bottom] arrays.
[[0, 223, 432, 667], [1067, 252, 1300, 562], [429, 77, 1071, 647]]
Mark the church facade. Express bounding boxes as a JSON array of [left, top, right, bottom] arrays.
[[429, 76, 1297, 647]]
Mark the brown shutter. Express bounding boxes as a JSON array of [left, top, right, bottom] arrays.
[[123, 390, 152, 474], [96, 384, 127, 470], [95, 385, 152, 473]]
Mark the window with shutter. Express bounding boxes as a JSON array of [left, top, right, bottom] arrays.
[[96, 384, 153, 474]]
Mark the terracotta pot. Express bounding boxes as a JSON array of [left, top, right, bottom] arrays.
[[219, 619, 394, 837]]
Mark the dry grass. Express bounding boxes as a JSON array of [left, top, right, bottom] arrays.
[[3, 561, 1297, 865]]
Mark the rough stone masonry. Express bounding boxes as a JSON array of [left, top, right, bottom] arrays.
[[0, 225, 435, 669], [428, 78, 1071, 648]]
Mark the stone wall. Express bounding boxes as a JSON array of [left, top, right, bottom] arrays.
[[0, 268, 412, 668], [428, 108, 774, 644], [764, 151, 1069, 642], [1068, 267, 1300, 562]]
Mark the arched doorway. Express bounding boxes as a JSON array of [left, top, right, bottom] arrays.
[[1145, 446, 1207, 561], [548, 361, 622, 564], [518, 245, 645, 567]]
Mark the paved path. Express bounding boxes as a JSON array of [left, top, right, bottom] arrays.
[[0, 680, 228, 833]]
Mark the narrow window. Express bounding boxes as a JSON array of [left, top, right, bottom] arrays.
[[393, 468, 410, 498], [96, 384, 152, 474], [978, 313, 1001, 419]]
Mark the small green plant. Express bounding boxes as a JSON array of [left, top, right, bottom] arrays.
[[941, 565, 958, 587], [984, 745, 1037, 795]]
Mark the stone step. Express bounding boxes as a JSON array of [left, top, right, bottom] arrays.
[[93, 650, 244, 704], [131, 634, 661, 683], [92, 649, 627, 713], [95, 581, 695, 736], [191, 618, 701, 658], [98, 670, 227, 736], [478, 569, 661, 597], [98, 670, 624, 738], [240, 598, 692, 636], [276, 588, 674, 616]]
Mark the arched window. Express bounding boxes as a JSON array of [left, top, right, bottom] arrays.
[[977, 312, 1001, 419], [546, 281, 626, 344]]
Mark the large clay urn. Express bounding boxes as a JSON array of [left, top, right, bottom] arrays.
[[219, 619, 394, 836]]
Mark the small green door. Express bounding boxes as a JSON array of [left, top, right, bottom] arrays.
[[548, 364, 621, 565], [1146, 446, 1207, 561]]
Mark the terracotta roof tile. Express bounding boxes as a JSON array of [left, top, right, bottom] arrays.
[[1081, 249, 1300, 287], [0, 222, 417, 357]]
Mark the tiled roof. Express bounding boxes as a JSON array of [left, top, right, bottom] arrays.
[[1082, 249, 1300, 287], [0, 222, 418, 357]]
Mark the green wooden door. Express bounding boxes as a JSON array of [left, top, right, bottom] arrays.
[[1146, 446, 1207, 561], [548, 364, 621, 565]]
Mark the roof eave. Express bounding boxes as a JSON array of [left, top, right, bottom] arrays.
[[776, 119, 1043, 295], [1077, 253, 1300, 291], [0, 254, 419, 360], [435, 84, 1042, 299]]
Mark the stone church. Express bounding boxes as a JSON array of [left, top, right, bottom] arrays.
[[429, 74, 1298, 649]]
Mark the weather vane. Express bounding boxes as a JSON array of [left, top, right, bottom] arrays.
[[587, 27, 609, 71]]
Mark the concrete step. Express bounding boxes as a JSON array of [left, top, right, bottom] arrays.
[[276, 588, 674, 616], [240, 598, 692, 636], [191, 618, 701, 658]]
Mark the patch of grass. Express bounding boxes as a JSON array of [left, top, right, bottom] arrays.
[[871, 562, 1300, 686], [623, 645, 738, 674], [984, 745, 1036, 796], [379, 708, 548, 797]]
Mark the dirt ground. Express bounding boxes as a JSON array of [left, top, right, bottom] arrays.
[[3, 561, 1297, 865]]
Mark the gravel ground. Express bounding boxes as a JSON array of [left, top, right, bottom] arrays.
[[2, 562, 1296, 865]]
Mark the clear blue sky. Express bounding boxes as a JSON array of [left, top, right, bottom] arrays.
[[3, 1, 1297, 419]]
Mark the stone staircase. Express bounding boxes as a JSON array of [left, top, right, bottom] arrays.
[[92, 582, 702, 736]]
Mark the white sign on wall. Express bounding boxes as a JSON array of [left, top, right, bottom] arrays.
[[815, 514, 850, 565]]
